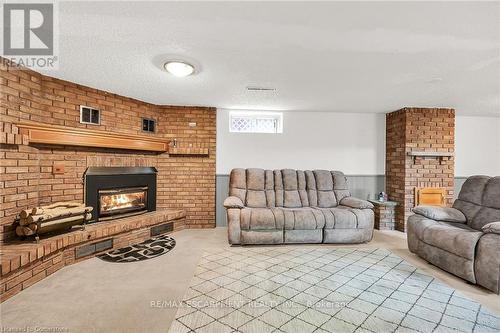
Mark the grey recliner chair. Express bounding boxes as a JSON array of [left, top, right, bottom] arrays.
[[407, 176, 500, 294], [224, 168, 375, 245]]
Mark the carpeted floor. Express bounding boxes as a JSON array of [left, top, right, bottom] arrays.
[[1, 229, 498, 333], [170, 247, 500, 333]]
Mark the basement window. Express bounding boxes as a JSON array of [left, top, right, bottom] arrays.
[[80, 106, 100, 125], [229, 111, 283, 134], [142, 118, 156, 133]]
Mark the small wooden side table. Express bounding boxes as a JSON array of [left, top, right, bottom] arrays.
[[368, 200, 398, 230]]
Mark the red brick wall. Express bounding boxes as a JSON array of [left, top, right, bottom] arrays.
[[386, 107, 455, 231], [0, 59, 216, 242]]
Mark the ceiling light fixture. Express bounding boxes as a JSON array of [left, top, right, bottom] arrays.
[[164, 61, 195, 77]]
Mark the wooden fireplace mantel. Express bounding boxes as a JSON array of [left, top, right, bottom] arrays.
[[17, 122, 169, 152]]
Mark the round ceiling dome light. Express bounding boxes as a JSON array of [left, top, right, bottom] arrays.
[[164, 61, 195, 77]]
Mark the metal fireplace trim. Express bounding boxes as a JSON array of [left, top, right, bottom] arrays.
[[84, 167, 157, 222]]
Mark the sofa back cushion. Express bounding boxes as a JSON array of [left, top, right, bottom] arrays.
[[278, 169, 309, 208], [313, 170, 337, 207], [453, 176, 500, 230], [310, 170, 351, 208], [228, 168, 350, 208], [229, 168, 274, 208], [229, 168, 248, 204]]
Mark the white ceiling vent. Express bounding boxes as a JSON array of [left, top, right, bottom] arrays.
[[246, 86, 276, 92]]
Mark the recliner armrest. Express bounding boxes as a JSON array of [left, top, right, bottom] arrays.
[[482, 222, 500, 235], [412, 206, 466, 223], [224, 196, 244, 209], [340, 197, 374, 209]]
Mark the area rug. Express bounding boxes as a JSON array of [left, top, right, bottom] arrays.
[[169, 247, 500, 333], [97, 234, 175, 263]]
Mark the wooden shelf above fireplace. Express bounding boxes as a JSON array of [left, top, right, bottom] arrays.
[[407, 151, 454, 164], [17, 122, 169, 152]]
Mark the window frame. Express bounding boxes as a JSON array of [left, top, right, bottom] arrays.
[[79, 105, 101, 125], [229, 111, 283, 134]]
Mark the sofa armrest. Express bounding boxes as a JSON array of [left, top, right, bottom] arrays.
[[412, 206, 466, 223], [340, 197, 374, 209], [482, 222, 500, 235], [224, 196, 244, 209]]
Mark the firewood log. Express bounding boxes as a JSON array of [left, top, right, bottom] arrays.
[[27, 223, 37, 232], [16, 225, 35, 236], [20, 209, 31, 219], [16, 226, 25, 237], [37, 213, 91, 234], [28, 206, 93, 223], [31, 202, 84, 215], [19, 217, 30, 226], [31, 207, 44, 215]]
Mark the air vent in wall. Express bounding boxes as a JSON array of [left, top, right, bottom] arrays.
[[80, 106, 100, 125], [246, 86, 276, 92], [142, 118, 156, 133]]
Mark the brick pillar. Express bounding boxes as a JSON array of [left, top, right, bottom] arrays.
[[386, 108, 455, 231]]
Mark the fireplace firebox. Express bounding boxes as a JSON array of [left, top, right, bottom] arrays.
[[84, 167, 157, 222]]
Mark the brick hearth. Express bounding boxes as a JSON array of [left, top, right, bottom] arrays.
[[0, 209, 185, 302], [386, 107, 455, 231]]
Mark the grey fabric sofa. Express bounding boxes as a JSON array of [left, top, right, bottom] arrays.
[[408, 176, 500, 294], [224, 168, 374, 245]]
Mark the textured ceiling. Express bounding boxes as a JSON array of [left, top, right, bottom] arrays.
[[41, 1, 500, 115]]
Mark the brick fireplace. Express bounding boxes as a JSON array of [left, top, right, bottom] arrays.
[[386, 107, 455, 231], [0, 59, 216, 300], [0, 58, 216, 243]]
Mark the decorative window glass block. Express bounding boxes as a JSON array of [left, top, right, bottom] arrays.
[[231, 117, 253, 132], [229, 111, 283, 134]]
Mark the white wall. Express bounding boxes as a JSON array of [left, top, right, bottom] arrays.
[[216, 110, 386, 175], [455, 116, 500, 177], [217, 110, 500, 177]]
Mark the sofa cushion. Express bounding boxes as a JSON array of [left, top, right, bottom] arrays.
[[475, 233, 500, 294], [240, 207, 284, 230], [421, 222, 483, 260], [274, 170, 284, 207], [314, 206, 367, 229], [245, 169, 267, 207], [247, 168, 265, 190], [483, 177, 500, 208], [246, 190, 267, 208], [453, 200, 482, 225], [457, 175, 490, 205], [332, 171, 351, 202], [468, 177, 500, 230], [265, 170, 276, 207], [278, 208, 325, 230], [471, 207, 500, 231], [281, 169, 309, 208], [229, 168, 247, 204], [412, 206, 466, 223], [340, 197, 374, 209], [224, 196, 244, 209], [453, 176, 500, 230], [304, 170, 318, 207], [482, 221, 500, 235], [313, 170, 338, 208]]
